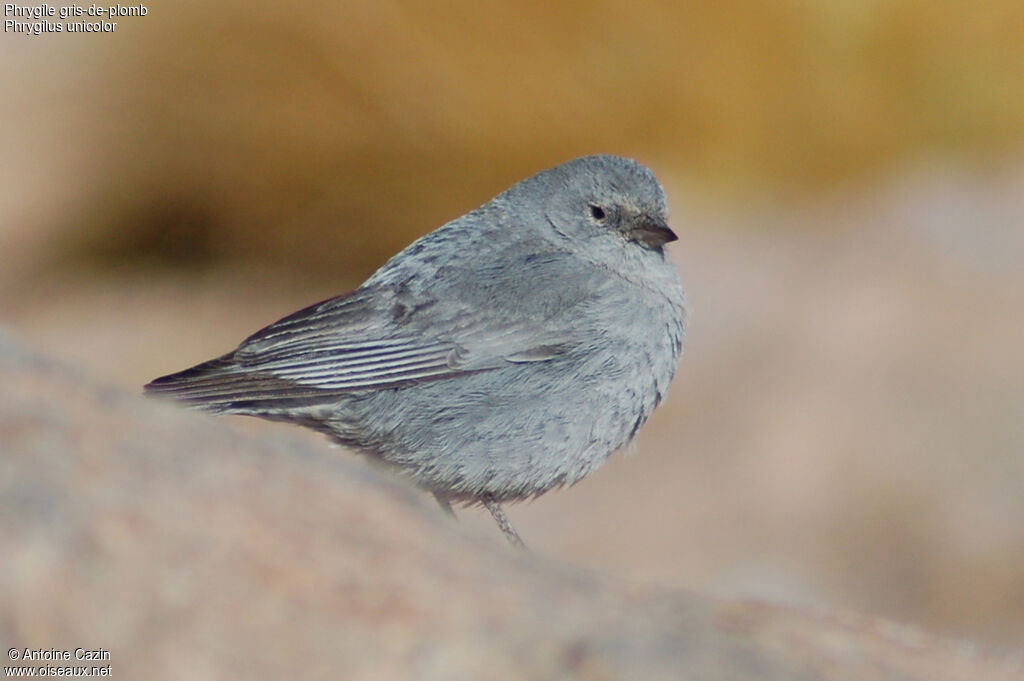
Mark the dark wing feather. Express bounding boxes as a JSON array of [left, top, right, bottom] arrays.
[[145, 250, 600, 412], [232, 288, 473, 391], [143, 352, 347, 412], [145, 284, 572, 412]]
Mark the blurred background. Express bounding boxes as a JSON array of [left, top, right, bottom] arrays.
[[2, 0, 1022, 650]]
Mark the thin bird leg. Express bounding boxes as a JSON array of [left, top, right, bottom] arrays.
[[482, 495, 526, 549], [433, 492, 456, 519]]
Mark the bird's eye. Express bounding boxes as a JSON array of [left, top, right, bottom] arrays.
[[589, 204, 606, 220]]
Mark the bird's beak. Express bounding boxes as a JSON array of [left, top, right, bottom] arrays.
[[629, 218, 678, 248]]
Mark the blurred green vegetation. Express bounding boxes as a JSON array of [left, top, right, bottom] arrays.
[[8, 0, 1024, 276]]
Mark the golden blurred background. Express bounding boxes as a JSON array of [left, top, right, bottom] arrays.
[[3, 0, 1023, 650]]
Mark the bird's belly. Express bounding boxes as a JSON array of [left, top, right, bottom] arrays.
[[330, 334, 676, 501]]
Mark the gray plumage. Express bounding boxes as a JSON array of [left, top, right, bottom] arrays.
[[146, 155, 686, 545]]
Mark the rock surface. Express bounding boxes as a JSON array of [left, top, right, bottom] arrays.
[[1, 331, 1020, 681]]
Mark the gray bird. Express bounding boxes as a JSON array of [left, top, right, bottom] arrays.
[[145, 155, 686, 547]]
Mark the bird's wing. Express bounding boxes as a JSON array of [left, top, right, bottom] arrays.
[[232, 282, 576, 392], [232, 290, 457, 391], [145, 250, 599, 410]]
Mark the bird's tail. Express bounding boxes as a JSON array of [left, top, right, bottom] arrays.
[[144, 353, 245, 413], [144, 353, 332, 414]]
